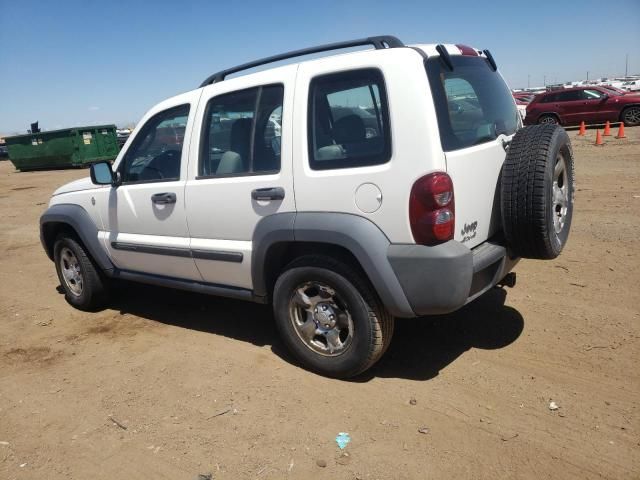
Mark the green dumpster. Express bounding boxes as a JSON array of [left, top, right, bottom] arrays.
[[5, 125, 119, 171]]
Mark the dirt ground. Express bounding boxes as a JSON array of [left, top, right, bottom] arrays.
[[1, 127, 638, 480]]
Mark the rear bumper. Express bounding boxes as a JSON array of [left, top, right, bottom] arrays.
[[387, 239, 519, 316]]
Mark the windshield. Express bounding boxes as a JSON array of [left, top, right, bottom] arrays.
[[601, 86, 622, 96], [425, 55, 519, 151]]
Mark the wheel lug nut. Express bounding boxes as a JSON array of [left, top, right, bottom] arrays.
[[330, 315, 335, 320]]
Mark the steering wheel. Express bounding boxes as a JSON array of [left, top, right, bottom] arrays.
[[141, 165, 165, 179], [141, 149, 181, 180]]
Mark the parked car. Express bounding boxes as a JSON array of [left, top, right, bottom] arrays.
[[622, 80, 640, 92], [525, 86, 640, 126], [599, 85, 638, 96], [116, 129, 131, 149], [0, 145, 8, 159], [513, 93, 535, 103], [513, 93, 535, 120], [40, 37, 575, 378]]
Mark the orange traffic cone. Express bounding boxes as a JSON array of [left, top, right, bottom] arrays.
[[603, 121, 611, 136], [616, 122, 626, 139], [578, 121, 586, 136], [595, 130, 604, 146]]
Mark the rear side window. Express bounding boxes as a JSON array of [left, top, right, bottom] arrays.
[[199, 84, 283, 177], [556, 90, 583, 102], [426, 56, 518, 151], [308, 68, 391, 170]]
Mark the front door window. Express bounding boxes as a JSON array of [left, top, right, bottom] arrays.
[[121, 105, 190, 183]]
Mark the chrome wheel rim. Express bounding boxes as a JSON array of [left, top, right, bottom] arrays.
[[540, 116, 557, 124], [59, 247, 83, 296], [624, 107, 640, 124], [288, 281, 354, 357], [552, 154, 569, 234]]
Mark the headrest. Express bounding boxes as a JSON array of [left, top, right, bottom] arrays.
[[332, 114, 365, 144]]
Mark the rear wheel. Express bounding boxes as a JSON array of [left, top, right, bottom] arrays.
[[501, 124, 575, 259], [54, 235, 108, 310], [621, 106, 640, 126], [273, 256, 394, 378], [538, 114, 559, 125]]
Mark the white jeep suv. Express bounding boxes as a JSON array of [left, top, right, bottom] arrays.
[[40, 36, 575, 378]]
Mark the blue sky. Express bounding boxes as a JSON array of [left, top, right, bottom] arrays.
[[1, 0, 639, 134]]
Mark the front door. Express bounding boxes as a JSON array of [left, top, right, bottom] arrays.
[[581, 89, 617, 123], [100, 97, 201, 280], [185, 68, 296, 289]]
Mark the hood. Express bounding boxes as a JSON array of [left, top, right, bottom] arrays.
[[52, 176, 101, 196]]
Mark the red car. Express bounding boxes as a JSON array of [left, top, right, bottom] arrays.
[[513, 92, 535, 104], [600, 85, 636, 96], [525, 86, 640, 126]]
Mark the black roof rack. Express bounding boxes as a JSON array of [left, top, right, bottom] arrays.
[[199, 35, 405, 87]]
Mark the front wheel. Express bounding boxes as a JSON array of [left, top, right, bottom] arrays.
[[54, 235, 108, 311], [621, 106, 640, 127], [273, 256, 394, 378]]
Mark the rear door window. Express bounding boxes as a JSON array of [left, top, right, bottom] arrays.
[[199, 85, 284, 177], [556, 91, 583, 102], [426, 56, 519, 151]]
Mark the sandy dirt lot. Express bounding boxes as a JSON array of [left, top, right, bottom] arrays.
[[1, 127, 638, 480]]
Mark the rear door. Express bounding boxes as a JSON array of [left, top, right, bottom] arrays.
[[425, 53, 520, 248], [550, 90, 587, 125], [184, 67, 296, 289]]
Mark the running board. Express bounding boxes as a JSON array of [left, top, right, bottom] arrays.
[[112, 269, 267, 304]]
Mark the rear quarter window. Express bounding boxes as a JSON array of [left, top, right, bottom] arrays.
[[307, 68, 391, 170], [426, 56, 519, 151]]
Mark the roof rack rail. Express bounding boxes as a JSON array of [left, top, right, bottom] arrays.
[[199, 35, 405, 87]]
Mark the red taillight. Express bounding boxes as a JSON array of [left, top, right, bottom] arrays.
[[409, 172, 455, 246]]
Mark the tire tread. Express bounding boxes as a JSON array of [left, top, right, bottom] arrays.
[[501, 124, 574, 259]]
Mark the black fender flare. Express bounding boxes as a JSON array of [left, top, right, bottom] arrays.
[[40, 203, 114, 273], [252, 212, 415, 317]]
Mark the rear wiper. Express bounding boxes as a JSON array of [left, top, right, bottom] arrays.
[[483, 49, 497, 71], [436, 44, 454, 71]]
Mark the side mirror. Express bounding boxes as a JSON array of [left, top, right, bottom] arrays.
[[90, 161, 116, 186], [600, 94, 609, 102]]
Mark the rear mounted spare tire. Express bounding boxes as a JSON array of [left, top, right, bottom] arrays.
[[501, 124, 575, 259]]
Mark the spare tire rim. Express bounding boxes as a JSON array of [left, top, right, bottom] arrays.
[[59, 247, 83, 296], [288, 281, 354, 357], [552, 154, 569, 234]]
